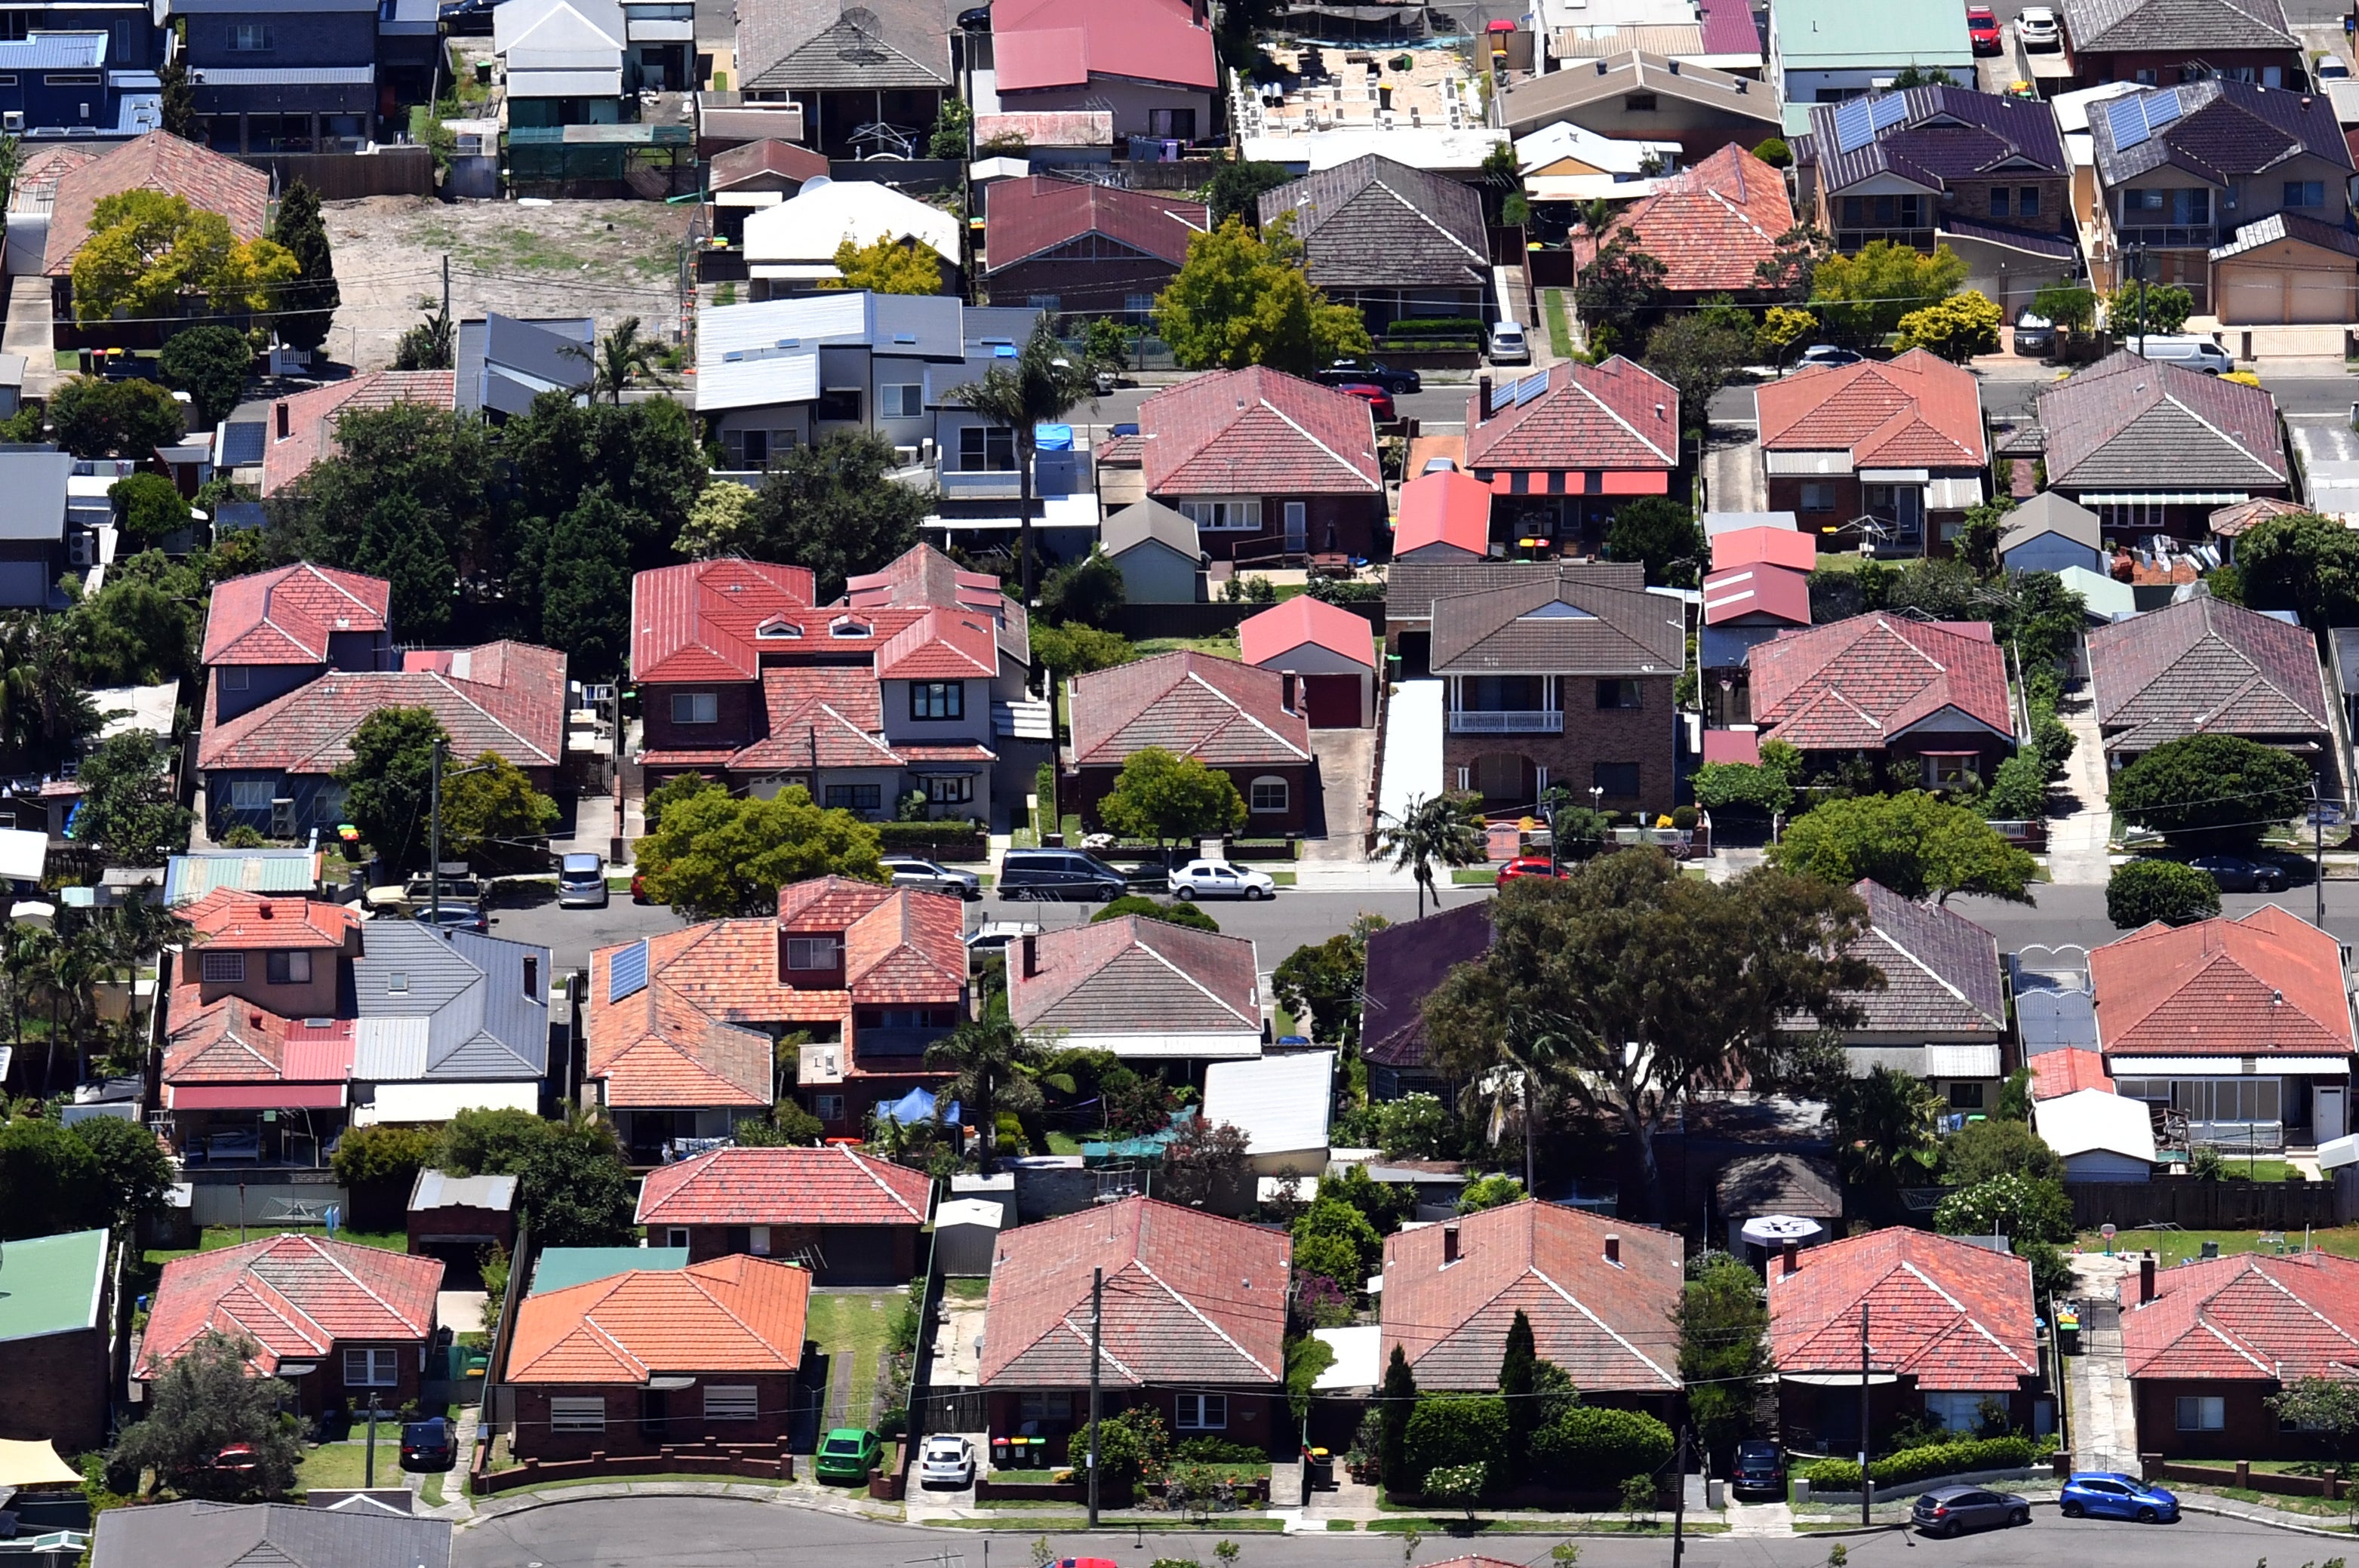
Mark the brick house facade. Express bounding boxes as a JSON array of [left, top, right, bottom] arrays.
[[1136, 367, 1388, 564], [2123, 1253, 2359, 1459], [1746, 614, 2018, 790], [507, 1373, 803, 1462]]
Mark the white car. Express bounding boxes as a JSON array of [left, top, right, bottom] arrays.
[[882, 856, 983, 900], [1488, 321, 1530, 364], [2016, 6, 2061, 48], [1167, 859, 1275, 901], [917, 1434, 975, 1488]]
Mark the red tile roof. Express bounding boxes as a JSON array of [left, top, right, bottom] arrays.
[[985, 175, 1210, 272], [1608, 144, 1794, 293], [2030, 1047, 2114, 1099], [1767, 1228, 2038, 1390], [2090, 904, 2355, 1059], [506, 1256, 811, 1384], [631, 559, 820, 684], [138, 1234, 442, 1379], [198, 643, 566, 774], [1702, 562, 1811, 626], [1394, 468, 1493, 558], [1379, 1200, 1681, 1392], [1757, 349, 1988, 469], [202, 564, 392, 666], [990, 0, 1217, 94], [45, 132, 269, 276], [636, 1145, 933, 1228], [181, 888, 359, 950], [1237, 595, 1374, 671], [161, 988, 354, 1087], [846, 545, 1004, 615], [709, 137, 831, 192], [875, 607, 998, 680], [1142, 367, 1382, 497], [1463, 356, 1679, 474], [1069, 650, 1312, 767], [1748, 614, 2013, 751], [1007, 915, 1262, 1038], [1712, 525, 1819, 573], [2124, 1251, 2359, 1382], [258, 372, 457, 497], [979, 1196, 1289, 1388]]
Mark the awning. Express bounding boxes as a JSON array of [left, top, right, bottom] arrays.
[[1481, 469, 1670, 497], [1926, 1044, 2003, 1079], [168, 1083, 345, 1111], [350, 1081, 539, 1126], [1860, 468, 1930, 483], [0, 1438, 81, 1487], [1927, 476, 1985, 509], [2107, 1056, 2352, 1076], [2077, 492, 2250, 506]]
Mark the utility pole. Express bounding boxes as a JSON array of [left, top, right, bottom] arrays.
[[1670, 1425, 1689, 1568], [441, 252, 450, 324], [2315, 783, 2327, 928], [1859, 1303, 1872, 1526], [428, 739, 444, 929], [364, 1392, 380, 1487], [1087, 1265, 1103, 1526]]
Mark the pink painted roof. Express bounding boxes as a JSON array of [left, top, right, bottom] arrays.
[[636, 1145, 933, 1228], [1712, 524, 1818, 572], [1464, 355, 1679, 473], [2124, 1251, 2359, 1382], [1758, 349, 1988, 468], [1237, 594, 1374, 671], [202, 564, 392, 666], [1701, 728, 1761, 764], [631, 558, 820, 683], [991, 0, 1217, 94], [1702, 563, 1811, 626], [1395, 468, 1493, 556], [985, 175, 1208, 272], [1768, 1227, 2038, 1390], [1748, 614, 2012, 751], [1142, 367, 1382, 497]]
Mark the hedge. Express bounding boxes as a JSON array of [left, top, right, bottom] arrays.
[[1402, 1396, 1509, 1478], [1384, 317, 1485, 339], [1528, 1406, 1675, 1483], [1796, 1435, 2041, 1492], [875, 821, 987, 858]]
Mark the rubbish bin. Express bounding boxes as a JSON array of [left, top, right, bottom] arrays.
[[991, 1435, 1010, 1469], [1306, 1447, 1333, 1490], [2057, 1306, 2081, 1356]]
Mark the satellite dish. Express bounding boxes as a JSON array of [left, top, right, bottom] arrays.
[[835, 5, 888, 63], [801, 174, 832, 192]]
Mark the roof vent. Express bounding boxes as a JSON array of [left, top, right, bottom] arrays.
[[2274, 989, 2284, 1005], [1595, 58, 1608, 75], [1736, 78, 1747, 93], [260, 902, 275, 919], [1668, 58, 1680, 72]]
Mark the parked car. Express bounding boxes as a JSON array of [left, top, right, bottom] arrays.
[[1167, 858, 1275, 900], [997, 847, 1131, 901], [2016, 5, 2060, 47], [2013, 309, 2055, 355], [211, 1443, 260, 1479], [2320, 56, 2352, 79], [557, 853, 608, 909], [1797, 343, 1864, 367], [815, 1427, 883, 1484], [401, 1417, 457, 1471], [1318, 359, 1422, 394], [414, 900, 489, 935], [1912, 1484, 2031, 1536], [917, 1434, 976, 1487], [2059, 1471, 2178, 1522], [964, 921, 1040, 964], [1488, 321, 1531, 364], [1967, 4, 2001, 51], [405, 869, 485, 905], [883, 855, 983, 900], [1730, 1440, 1785, 1497], [1335, 382, 1396, 420], [1496, 855, 1568, 884], [2186, 853, 2284, 892], [2127, 334, 2234, 374]]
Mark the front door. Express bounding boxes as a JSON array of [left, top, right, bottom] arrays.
[[1284, 502, 1307, 553], [2318, 1084, 2347, 1142]]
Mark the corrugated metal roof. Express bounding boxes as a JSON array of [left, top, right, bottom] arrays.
[[1201, 1050, 1335, 1155], [409, 1169, 520, 1210], [0, 32, 108, 68], [352, 1016, 429, 1080], [192, 66, 374, 84], [163, 850, 315, 905]]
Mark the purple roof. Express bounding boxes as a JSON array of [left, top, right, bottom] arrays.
[[2090, 77, 2351, 186], [1360, 900, 1493, 1071], [1807, 85, 2068, 192], [1698, 0, 1763, 55]]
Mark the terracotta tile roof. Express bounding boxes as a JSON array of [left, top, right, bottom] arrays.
[[1257, 155, 1490, 291], [991, 0, 1217, 93], [1822, 879, 2007, 1036], [1360, 901, 1492, 1071], [138, 1234, 442, 1379], [1767, 1228, 2038, 1390], [198, 643, 566, 775], [844, 543, 1029, 669], [1394, 468, 1493, 557], [1748, 614, 2014, 751], [202, 565, 392, 666], [1756, 349, 1988, 469], [1069, 650, 1311, 767], [2030, 1047, 2114, 1099], [1141, 367, 1382, 497], [1464, 355, 1679, 473], [875, 607, 998, 680], [1237, 595, 1373, 671], [506, 1256, 810, 1384], [777, 874, 896, 933], [2087, 592, 2330, 752], [2038, 350, 2288, 491], [161, 982, 355, 1087], [1712, 526, 1819, 573], [2124, 1251, 2359, 1383], [635, 1145, 933, 1228], [1429, 571, 1684, 674], [979, 1196, 1289, 1388], [1607, 145, 1793, 293], [259, 373, 457, 498], [842, 886, 969, 1005], [2210, 496, 2308, 539], [1007, 915, 1261, 1038], [1379, 1199, 1682, 1392], [715, 666, 951, 772], [181, 888, 359, 950], [45, 131, 268, 277], [709, 137, 830, 191], [984, 175, 1210, 272], [2091, 905, 2355, 1059], [631, 559, 819, 684]]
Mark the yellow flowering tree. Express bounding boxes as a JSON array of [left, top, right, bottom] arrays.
[[71, 189, 297, 327]]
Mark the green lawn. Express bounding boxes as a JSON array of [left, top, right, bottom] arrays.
[[1451, 867, 1501, 885], [943, 1277, 989, 1301], [146, 1227, 409, 1279], [1136, 632, 1241, 659], [294, 1440, 401, 1493], [1540, 289, 1573, 358], [2076, 1226, 2359, 1267], [804, 1290, 903, 1430]]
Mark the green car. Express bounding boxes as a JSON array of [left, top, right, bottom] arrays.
[[814, 1426, 882, 1484]]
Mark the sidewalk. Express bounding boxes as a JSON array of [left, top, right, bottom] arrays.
[[2045, 694, 2112, 887]]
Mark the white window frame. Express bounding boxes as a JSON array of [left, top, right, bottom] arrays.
[[2176, 1395, 2225, 1431], [814, 1092, 847, 1121], [672, 692, 718, 725], [665, 1226, 690, 1248], [550, 1396, 607, 1431], [229, 21, 272, 48], [201, 951, 247, 983], [1180, 497, 1263, 531], [786, 936, 842, 970], [704, 1384, 759, 1422], [266, 949, 312, 985], [881, 383, 923, 418], [1249, 776, 1288, 813], [1174, 1393, 1228, 1431], [228, 779, 275, 810], [344, 1348, 399, 1387], [925, 774, 973, 804]]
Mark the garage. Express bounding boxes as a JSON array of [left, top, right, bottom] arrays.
[[1237, 595, 1377, 728], [1302, 673, 1364, 728], [2211, 217, 2359, 325]]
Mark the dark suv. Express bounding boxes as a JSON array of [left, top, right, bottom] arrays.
[[1730, 1440, 1785, 1497], [996, 847, 1130, 901], [1315, 359, 1422, 394], [400, 1417, 457, 1471]]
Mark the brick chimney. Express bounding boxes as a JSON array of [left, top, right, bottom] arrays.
[[1476, 375, 1493, 423], [275, 401, 290, 440], [1020, 932, 1038, 979], [1442, 1222, 1460, 1264], [1281, 673, 1297, 713], [1604, 1233, 1621, 1265], [1781, 1239, 1800, 1276], [2140, 1254, 2156, 1305]]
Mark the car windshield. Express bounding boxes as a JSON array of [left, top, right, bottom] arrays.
[[823, 1437, 863, 1454]]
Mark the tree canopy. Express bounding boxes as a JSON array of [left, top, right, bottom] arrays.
[[437, 749, 558, 872], [2106, 858, 2221, 928], [2232, 511, 2359, 630], [71, 189, 298, 327], [829, 233, 946, 295], [1641, 315, 1749, 444], [1605, 497, 1705, 587], [1812, 241, 1967, 345], [158, 325, 254, 427], [2108, 733, 2311, 847], [433, 1105, 638, 1247], [633, 779, 886, 918], [1154, 214, 1370, 374], [49, 375, 186, 459], [1680, 1253, 1771, 1459], [1769, 791, 2038, 903], [72, 730, 192, 866], [1096, 747, 1247, 858], [1894, 290, 2001, 361], [110, 1331, 300, 1498], [733, 431, 933, 601], [270, 179, 338, 352], [335, 706, 447, 871]]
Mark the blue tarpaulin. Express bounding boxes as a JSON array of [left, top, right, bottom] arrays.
[[883, 1087, 961, 1125], [1033, 423, 1073, 450]]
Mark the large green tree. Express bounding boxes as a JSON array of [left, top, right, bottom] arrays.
[[1205, 159, 1293, 226], [1769, 791, 2038, 904], [48, 375, 186, 459], [736, 431, 933, 601], [72, 730, 192, 866], [530, 486, 636, 681], [1833, 1064, 1943, 1184], [1812, 241, 1967, 344], [433, 1105, 637, 1246], [436, 749, 558, 872], [2106, 858, 2221, 928], [633, 782, 886, 918], [0, 611, 98, 768], [926, 1013, 1058, 1165], [334, 706, 446, 871], [1679, 1253, 1771, 1461], [69, 549, 206, 687], [1272, 919, 1385, 1046], [2108, 733, 2311, 848], [1574, 232, 1666, 350], [1605, 497, 1705, 587], [109, 472, 191, 551], [70, 189, 297, 327], [1641, 314, 1750, 446], [1096, 746, 1246, 862], [1153, 214, 1370, 375], [269, 180, 338, 353], [111, 1330, 301, 1497], [502, 394, 703, 579], [72, 1113, 175, 1228], [1939, 1115, 2065, 1187], [0, 1111, 104, 1237], [158, 324, 254, 428], [2232, 511, 2359, 631]]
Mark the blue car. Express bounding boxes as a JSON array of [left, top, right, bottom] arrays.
[[2059, 1471, 2179, 1522]]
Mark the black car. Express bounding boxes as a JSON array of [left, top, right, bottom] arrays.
[[1730, 1440, 1785, 1497], [400, 1418, 457, 1471], [1316, 359, 1422, 395], [995, 847, 1130, 901], [1912, 1484, 2030, 1537], [2187, 853, 2286, 893]]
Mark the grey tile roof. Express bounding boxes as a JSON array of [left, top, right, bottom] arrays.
[[1429, 573, 1684, 675], [1804, 85, 2067, 195], [1998, 490, 2102, 555], [737, 0, 951, 91], [2088, 590, 2331, 751], [93, 1504, 450, 1568], [2061, 0, 2294, 54], [1101, 500, 1201, 561], [353, 923, 550, 1080], [1826, 879, 2007, 1037], [1715, 1151, 1842, 1217], [1257, 155, 1488, 291], [2038, 349, 2288, 491], [1386, 559, 1645, 623], [2088, 77, 2347, 189]]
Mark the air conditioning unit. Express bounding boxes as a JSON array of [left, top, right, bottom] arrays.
[[3, 112, 23, 133], [66, 531, 94, 567], [269, 798, 296, 837], [893, 444, 919, 465]]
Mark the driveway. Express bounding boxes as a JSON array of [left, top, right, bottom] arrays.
[[1306, 726, 1376, 860]]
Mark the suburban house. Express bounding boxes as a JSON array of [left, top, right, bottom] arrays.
[[1099, 500, 1203, 603], [1799, 879, 2010, 1110], [634, 1145, 933, 1283], [503, 1256, 810, 1462], [2084, 80, 2355, 318], [1431, 561, 1685, 813], [2091, 905, 2357, 1148], [704, 139, 831, 246], [983, 0, 1216, 144], [740, 180, 961, 296], [256, 372, 458, 497], [1699, 558, 1810, 724], [2033, 1088, 2159, 1180], [1256, 156, 1490, 331], [2032, 354, 2292, 537], [174, 0, 380, 152], [1386, 558, 1648, 677], [1393, 468, 1493, 562], [1755, 350, 1988, 556], [977, 1196, 1290, 1460], [349, 922, 555, 1127], [734, 0, 949, 158], [1379, 1200, 1681, 1415], [91, 1505, 451, 1568], [1134, 367, 1386, 564], [1066, 650, 1315, 832], [1767, 0, 1973, 134], [2121, 1250, 2359, 1459], [1462, 358, 1680, 553], [42, 133, 267, 340], [0, 447, 88, 610], [200, 564, 393, 723], [1578, 144, 1794, 303], [589, 877, 967, 1154], [1237, 595, 1376, 728], [1794, 85, 2076, 315], [1515, 120, 1683, 208], [1716, 1153, 1844, 1259], [1746, 613, 2018, 786], [981, 177, 1207, 319], [1998, 492, 2107, 575], [0, 26, 161, 142], [454, 315, 595, 420], [137, 1234, 442, 1417], [495, 0, 625, 125], [2087, 591, 2334, 779], [1005, 918, 1265, 1069], [1359, 900, 1490, 1101], [2059, 0, 2301, 91], [1767, 1228, 2041, 1451], [1542, 0, 1767, 75], [0, 1228, 109, 1453], [1499, 52, 1782, 158]]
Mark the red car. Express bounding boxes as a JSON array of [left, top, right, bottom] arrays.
[[1496, 855, 1567, 884], [1335, 382, 1395, 421], [1967, 5, 2001, 52]]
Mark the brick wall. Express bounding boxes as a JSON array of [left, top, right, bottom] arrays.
[[1439, 674, 1678, 815], [2133, 1378, 2293, 1461], [1071, 761, 1313, 834], [408, 1207, 515, 1251], [642, 680, 762, 754], [0, 1327, 109, 1453], [512, 1373, 800, 1461]]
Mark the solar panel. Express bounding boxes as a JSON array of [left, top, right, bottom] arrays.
[[607, 938, 649, 1004], [1512, 370, 1550, 406], [1832, 97, 1875, 154], [2145, 86, 2182, 130], [2105, 95, 2150, 149], [1868, 94, 1908, 134]]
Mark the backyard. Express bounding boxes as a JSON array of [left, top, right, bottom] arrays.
[[2074, 1225, 2359, 1268]]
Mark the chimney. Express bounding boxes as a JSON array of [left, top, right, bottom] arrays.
[[1442, 1222, 1460, 1264], [1020, 932, 1038, 979], [259, 902, 275, 920], [523, 954, 538, 997], [1477, 375, 1493, 423], [1604, 1233, 1622, 1265], [2139, 1254, 2157, 1305], [1781, 1239, 1800, 1276], [1282, 673, 1298, 713], [275, 401, 289, 440]]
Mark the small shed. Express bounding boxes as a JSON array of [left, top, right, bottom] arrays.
[[1203, 1050, 1335, 1176], [1393, 469, 1493, 561], [1715, 1151, 1841, 1257], [934, 1197, 1006, 1277], [2034, 1088, 2158, 1183], [406, 1170, 518, 1261], [1100, 500, 1203, 604], [1236, 598, 1376, 727], [1998, 491, 2105, 576]]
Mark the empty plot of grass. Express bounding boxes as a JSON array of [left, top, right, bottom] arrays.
[[2076, 1226, 2359, 1268], [1541, 289, 1573, 358], [294, 1440, 401, 1493], [804, 1290, 901, 1428]]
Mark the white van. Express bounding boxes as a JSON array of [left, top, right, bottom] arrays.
[[2126, 334, 2234, 374]]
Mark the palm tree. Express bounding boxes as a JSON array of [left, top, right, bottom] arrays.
[[563, 316, 670, 404], [945, 315, 1095, 602], [924, 1013, 1066, 1165], [1378, 791, 1489, 919], [0, 613, 96, 767], [1832, 1065, 1945, 1184]]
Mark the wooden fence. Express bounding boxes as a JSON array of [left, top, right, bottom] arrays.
[[239, 149, 435, 198], [2068, 1179, 2339, 1231]]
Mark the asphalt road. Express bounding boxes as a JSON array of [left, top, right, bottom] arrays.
[[454, 1494, 2309, 1568]]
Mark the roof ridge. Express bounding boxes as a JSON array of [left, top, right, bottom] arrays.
[[1529, 1263, 1678, 1388], [1253, 396, 1377, 488], [839, 1144, 928, 1223], [1130, 1253, 1277, 1379], [1124, 916, 1259, 1027], [1570, 360, 1678, 465]]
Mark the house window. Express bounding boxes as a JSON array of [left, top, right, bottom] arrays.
[[786, 936, 843, 970], [815, 388, 862, 423], [1179, 497, 1262, 531], [1923, 754, 1976, 787], [221, 666, 251, 691], [2018, 186, 2040, 217], [726, 429, 792, 469], [1250, 776, 1288, 813], [44, 71, 95, 85], [1799, 481, 1836, 512], [1124, 294, 1158, 316], [705, 1385, 759, 1421], [1840, 194, 1924, 228], [1026, 294, 1063, 313], [313, 786, 346, 825], [1990, 188, 2010, 217], [748, 1225, 770, 1256], [672, 692, 718, 725], [266, 950, 312, 985], [551, 1396, 607, 1431], [826, 783, 881, 811], [201, 952, 246, 983], [1594, 762, 1641, 798], [2176, 1396, 2225, 1431], [1623, 92, 1657, 110], [1596, 679, 1641, 710], [2133, 67, 2158, 84], [228, 22, 272, 48], [665, 1227, 689, 1247], [1174, 1394, 1228, 1431], [344, 1348, 398, 1387], [960, 426, 1016, 472], [925, 774, 974, 804], [881, 384, 923, 418], [1924, 1391, 1989, 1431], [1020, 1393, 1073, 1423], [229, 779, 275, 810], [814, 1093, 847, 1121], [910, 682, 964, 720], [1948, 1081, 1985, 1109], [2285, 180, 2326, 208]]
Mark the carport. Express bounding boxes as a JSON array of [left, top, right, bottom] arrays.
[[2210, 214, 2359, 325]]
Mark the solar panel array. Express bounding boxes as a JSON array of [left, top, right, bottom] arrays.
[[1509, 370, 1551, 407], [2104, 87, 2182, 150], [608, 937, 649, 1004], [1831, 91, 1908, 155]]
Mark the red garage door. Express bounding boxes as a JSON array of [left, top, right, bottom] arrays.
[[1303, 675, 1363, 727]]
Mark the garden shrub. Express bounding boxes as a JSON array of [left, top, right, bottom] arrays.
[[1795, 1434, 2040, 1491], [1401, 1395, 1509, 1478], [1528, 1405, 1676, 1483]]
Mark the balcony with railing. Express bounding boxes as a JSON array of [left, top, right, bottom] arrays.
[[2115, 225, 2215, 248], [1448, 709, 1563, 733], [1835, 227, 1936, 254], [940, 469, 1024, 500]]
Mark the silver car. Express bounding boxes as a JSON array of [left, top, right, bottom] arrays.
[[883, 856, 983, 901], [917, 1434, 975, 1488], [1913, 1484, 2030, 1537], [2017, 6, 2061, 48], [557, 853, 607, 909], [1167, 858, 1275, 901]]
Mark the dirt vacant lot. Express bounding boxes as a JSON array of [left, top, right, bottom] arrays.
[[324, 195, 694, 370]]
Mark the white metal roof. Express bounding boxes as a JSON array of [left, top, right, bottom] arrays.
[[1311, 1323, 1382, 1391], [409, 1168, 520, 1211], [742, 180, 958, 266], [0, 828, 45, 883], [1202, 1049, 1336, 1155], [2034, 1087, 2158, 1164]]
